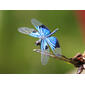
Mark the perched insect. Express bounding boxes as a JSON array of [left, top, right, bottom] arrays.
[[18, 19, 61, 65]]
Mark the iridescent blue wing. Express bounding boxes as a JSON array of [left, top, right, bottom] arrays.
[[41, 39, 49, 65], [31, 19, 51, 36], [46, 36, 61, 56], [18, 27, 40, 38]]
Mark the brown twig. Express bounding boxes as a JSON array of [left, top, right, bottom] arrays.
[[33, 49, 85, 74]]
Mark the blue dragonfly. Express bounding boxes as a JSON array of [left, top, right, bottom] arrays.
[[18, 19, 61, 65]]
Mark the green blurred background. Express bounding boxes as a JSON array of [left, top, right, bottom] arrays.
[[0, 10, 84, 74]]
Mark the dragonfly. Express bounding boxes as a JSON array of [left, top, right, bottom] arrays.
[[18, 19, 61, 65]]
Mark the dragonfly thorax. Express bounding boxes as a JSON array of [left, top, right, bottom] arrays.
[[41, 36, 45, 39]]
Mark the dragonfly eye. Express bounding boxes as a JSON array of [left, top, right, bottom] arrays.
[[35, 40, 41, 46]]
